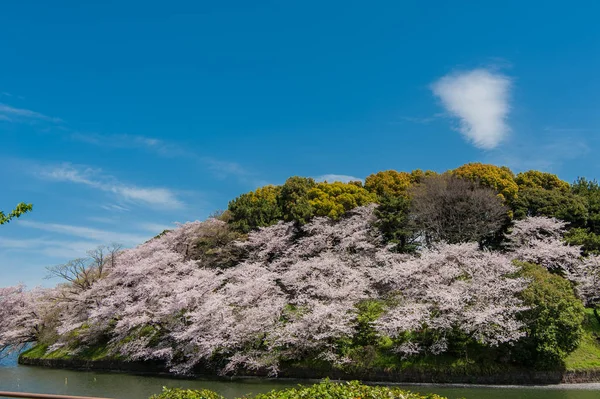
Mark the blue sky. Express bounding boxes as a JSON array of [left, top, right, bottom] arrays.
[[1, 1, 600, 287]]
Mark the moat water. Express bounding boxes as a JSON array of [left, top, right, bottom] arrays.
[[2, 355, 600, 399]]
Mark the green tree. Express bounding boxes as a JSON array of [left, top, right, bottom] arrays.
[[307, 181, 377, 220], [564, 228, 600, 255], [572, 177, 600, 234], [513, 262, 585, 369], [511, 187, 588, 227], [277, 176, 316, 224], [227, 185, 282, 233], [373, 194, 417, 252], [0, 202, 33, 225]]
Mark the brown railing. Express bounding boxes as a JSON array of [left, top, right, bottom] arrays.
[[0, 392, 114, 399]]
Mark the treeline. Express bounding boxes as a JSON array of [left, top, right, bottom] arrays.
[[2, 163, 600, 378], [225, 163, 600, 253]]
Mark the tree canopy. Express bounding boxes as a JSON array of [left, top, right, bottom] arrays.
[[452, 163, 518, 202]]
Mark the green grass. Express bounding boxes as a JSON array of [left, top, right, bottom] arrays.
[[565, 308, 600, 370], [20, 343, 115, 362]]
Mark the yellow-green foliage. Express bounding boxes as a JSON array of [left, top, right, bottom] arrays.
[[364, 170, 413, 197], [364, 169, 440, 198], [409, 169, 438, 184], [516, 170, 571, 192], [151, 380, 447, 399], [308, 182, 377, 219], [151, 388, 225, 399], [452, 162, 518, 202]]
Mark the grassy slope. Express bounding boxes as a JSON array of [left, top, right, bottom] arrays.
[[20, 343, 114, 362], [565, 308, 600, 370]]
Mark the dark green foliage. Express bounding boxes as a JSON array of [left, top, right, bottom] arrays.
[[572, 177, 600, 234], [228, 185, 282, 233], [0, 202, 32, 225], [513, 262, 585, 369], [564, 228, 600, 255], [277, 176, 317, 225], [512, 187, 588, 227], [352, 299, 386, 347], [373, 194, 417, 252]]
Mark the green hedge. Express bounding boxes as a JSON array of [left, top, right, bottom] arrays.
[[150, 380, 447, 399], [150, 388, 224, 399]]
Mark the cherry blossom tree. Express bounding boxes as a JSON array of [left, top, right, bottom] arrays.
[[3, 209, 594, 375]]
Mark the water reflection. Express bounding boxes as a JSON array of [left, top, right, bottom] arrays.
[[1, 357, 600, 399]]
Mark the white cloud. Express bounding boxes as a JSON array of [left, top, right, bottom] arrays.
[[39, 163, 184, 209], [315, 174, 362, 183], [0, 236, 102, 259], [69, 132, 254, 184], [18, 220, 149, 246], [0, 103, 62, 123], [431, 69, 511, 149]]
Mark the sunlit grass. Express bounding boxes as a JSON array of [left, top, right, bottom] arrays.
[[565, 308, 600, 370]]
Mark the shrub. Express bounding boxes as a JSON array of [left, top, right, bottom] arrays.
[[252, 380, 446, 399], [151, 388, 224, 399], [513, 262, 585, 369], [150, 381, 447, 399]]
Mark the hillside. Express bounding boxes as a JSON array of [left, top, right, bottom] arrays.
[[3, 163, 600, 383]]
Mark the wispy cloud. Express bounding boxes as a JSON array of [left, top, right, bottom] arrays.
[[69, 132, 254, 184], [0, 236, 101, 259], [0, 103, 62, 123], [431, 69, 512, 149], [100, 204, 130, 212], [315, 174, 362, 183], [18, 220, 149, 246], [87, 216, 118, 224], [69, 132, 187, 157], [39, 163, 185, 209]]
